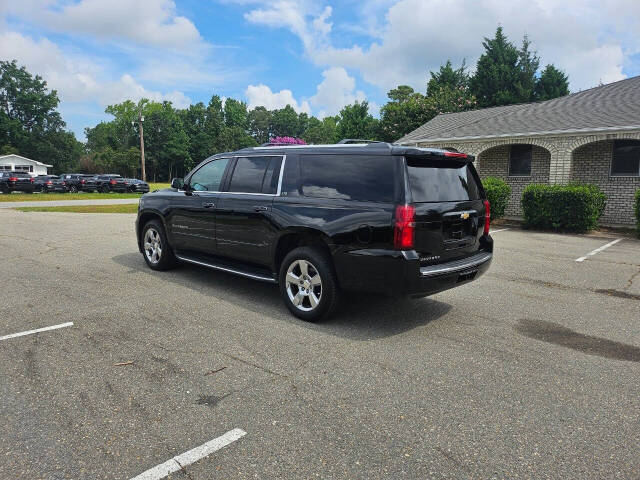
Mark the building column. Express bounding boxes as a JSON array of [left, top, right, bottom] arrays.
[[548, 150, 571, 184]]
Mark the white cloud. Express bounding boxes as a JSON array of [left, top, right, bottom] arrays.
[[5, 0, 204, 50], [245, 84, 311, 113], [309, 67, 366, 117], [0, 30, 191, 108], [244, 0, 639, 93], [245, 67, 375, 119]]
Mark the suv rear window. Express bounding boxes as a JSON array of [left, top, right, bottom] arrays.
[[228, 156, 282, 194], [407, 158, 481, 202], [300, 155, 395, 202]]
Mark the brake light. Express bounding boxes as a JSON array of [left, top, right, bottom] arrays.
[[8, 177, 18, 182], [81, 179, 85, 184], [30, 177, 34, 183], [483, 200, 490, 235], [394, 205, 416, 250], [62, 181, 66, 186], [444, 151, 468, 159], [109, 179, 117, 185], [46, 180, 52, 185]]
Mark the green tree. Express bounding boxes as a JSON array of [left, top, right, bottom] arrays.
[[302, 116, 338, 144], [387, 85, 416, 103], [223, 98, 248, 130], [427, 60, 469, 96], [470, 26, 522, 107], [270, 105, 300, 138], [0, 60, 82, 172], [535, 64, 570, 101], [336, 101, 378, 140], [515, 35, 540, 102], [248, 106, 271, 144]]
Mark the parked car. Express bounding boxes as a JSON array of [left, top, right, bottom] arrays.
[[0, 172, 35, 193], [124, 178, 150, 193], [33, 175, 67, 193], [59, 174, 98, 193], [94, 174, 127, 193], [135, 141, 493, 321]]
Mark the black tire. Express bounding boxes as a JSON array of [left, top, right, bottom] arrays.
[[279, 246, 340, 322], [141, 219, 178, 271], [69, 185, 78, 193]]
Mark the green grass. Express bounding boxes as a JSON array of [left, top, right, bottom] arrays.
[[0, 182, 171, 202], [16, 204, 139, 214]]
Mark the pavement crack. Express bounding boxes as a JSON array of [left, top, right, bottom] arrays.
[[222, 352, 287, 378], [173, 458, 194, 480], [626, 268, 640, 290]]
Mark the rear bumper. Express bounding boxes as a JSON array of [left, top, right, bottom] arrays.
[[334, 238, 493, 296]]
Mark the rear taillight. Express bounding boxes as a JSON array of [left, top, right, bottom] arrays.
[[394, 205, 416, 250], [62, 181, 66, 185], [30, 177, 34, 183], [81, 179, 85, 184], [109, 179, 117, 185], [444, 151, 468, 159], [46, 180, 52, 185], [483, 200, 490, 235], [8, 177, 18, 182]]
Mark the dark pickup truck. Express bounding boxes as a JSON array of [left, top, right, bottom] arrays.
[[135, 141, 493, 321], [0, 172, 35, 193]]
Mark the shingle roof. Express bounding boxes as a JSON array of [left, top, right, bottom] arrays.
[[397, 75, 640, 144]]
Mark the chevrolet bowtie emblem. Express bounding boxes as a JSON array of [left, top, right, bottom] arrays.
[[460, 212, 470, 220]]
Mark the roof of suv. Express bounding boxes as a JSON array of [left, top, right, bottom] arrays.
[[231, 142, 475, 161]]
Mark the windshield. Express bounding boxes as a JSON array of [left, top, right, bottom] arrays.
[[406, 158, 481, 202]]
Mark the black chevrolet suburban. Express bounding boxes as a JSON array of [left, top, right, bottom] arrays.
[[135, 142, 493, 321]]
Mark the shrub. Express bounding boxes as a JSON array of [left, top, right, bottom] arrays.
[[521, 183, 607, 233], [635, 189, 640, 237], [482, 177, 511, 219]]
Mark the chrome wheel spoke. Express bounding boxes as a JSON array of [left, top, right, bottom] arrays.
[[292, 292, 304, 306], [309, 274, 321, 286], [308, 292, 319, 308], [286, 272, 299, 284], [298, 260, 309, 277]]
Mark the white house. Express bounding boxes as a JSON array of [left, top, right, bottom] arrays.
[[0, 154, 53, 176]]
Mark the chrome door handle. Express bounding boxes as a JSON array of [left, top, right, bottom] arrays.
[[202, 202, 215, 208], [254, 205, 269, 212]]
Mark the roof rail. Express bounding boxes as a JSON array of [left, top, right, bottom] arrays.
[[337, 139, 385, 144]]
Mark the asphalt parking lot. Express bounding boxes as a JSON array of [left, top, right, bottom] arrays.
[[1, 209, 639, 479]]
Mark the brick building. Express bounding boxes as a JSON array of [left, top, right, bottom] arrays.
[[396, 76, 640, 226]]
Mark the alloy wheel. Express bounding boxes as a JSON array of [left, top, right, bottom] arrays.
[[144, 228, 162, 264], [285, 259, 322, 312]]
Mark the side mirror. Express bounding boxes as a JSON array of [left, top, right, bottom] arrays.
[[170, 178, 184, 189]]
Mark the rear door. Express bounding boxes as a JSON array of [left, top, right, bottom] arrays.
[[405, 157, 486, 263], [215, 155, 283, 266]]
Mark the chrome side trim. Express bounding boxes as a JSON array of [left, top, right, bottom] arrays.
[[420, 252, 492, 277], [175, 254, 277, 283]]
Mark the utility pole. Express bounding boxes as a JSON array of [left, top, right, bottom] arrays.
[[132, 111, 146, 181]]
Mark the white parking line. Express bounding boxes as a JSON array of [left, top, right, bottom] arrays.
[[0, 322, 74, 341], [575, 238, 622, 262], [130, 428, 247, 480], [491, 228, 510, 233]]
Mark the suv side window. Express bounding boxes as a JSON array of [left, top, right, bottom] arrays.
[[228, 156, 281, 194], [300, 154, 395, 202], [189, 158, 230, 191]]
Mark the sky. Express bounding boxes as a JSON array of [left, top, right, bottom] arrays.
[[1, 0, 639, 140]]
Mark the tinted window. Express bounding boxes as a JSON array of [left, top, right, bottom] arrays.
[[189, 158, 230, 191], [407, 159, 481, 202], [611, 140, 640, 176], [228, 156, 274, 193], [300, 155, 395, 202], [509, 144, 532, 176]]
